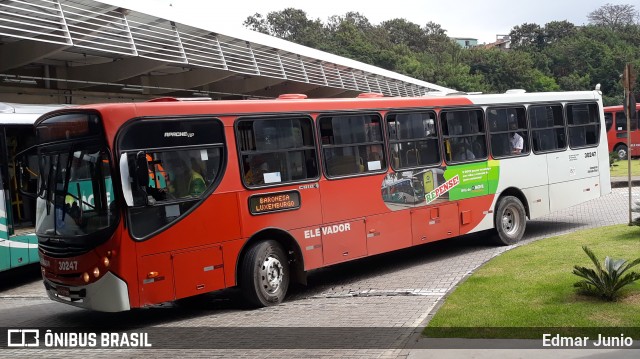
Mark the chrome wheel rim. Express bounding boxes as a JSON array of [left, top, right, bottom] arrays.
[[501, 205, 521, 236], [261, 256, 284, 294], [618, 148, 627, 159]]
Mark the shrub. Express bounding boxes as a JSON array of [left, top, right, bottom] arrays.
[[572, 246, 640, 301], [609, 151, 618, 167]]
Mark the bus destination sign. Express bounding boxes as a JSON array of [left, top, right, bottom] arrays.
[[249, 191, 301, 215]]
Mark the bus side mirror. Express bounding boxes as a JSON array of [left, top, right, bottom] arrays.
[[119, 152, 148, 207], [14, 146, 38, 199]]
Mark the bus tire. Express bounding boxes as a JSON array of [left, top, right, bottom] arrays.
[[493, 196, 526, 245], [615, 144, 628, 160], [240, 240, 289, 307]]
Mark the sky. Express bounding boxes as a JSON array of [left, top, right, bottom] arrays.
[[100, 0, 633, 44]]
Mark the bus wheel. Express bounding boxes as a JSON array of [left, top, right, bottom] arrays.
[[494, 196, 526, 245], [240, 240, 289, 307], [615, 144, 628, 160]]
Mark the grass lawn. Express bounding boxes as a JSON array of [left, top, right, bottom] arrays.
[[610, 158, 640, 177], [424, 224, 640, 339]]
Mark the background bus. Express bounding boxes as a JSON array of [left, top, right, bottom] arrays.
[[604, 104, 640, 159], [24, 90, 610, 312], [0, 102, 66, 272]]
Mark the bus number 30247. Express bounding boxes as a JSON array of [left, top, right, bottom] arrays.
[[58, 261, 78, 271]]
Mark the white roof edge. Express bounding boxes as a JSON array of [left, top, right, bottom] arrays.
[[94, 0, 455, 93], [0, 102, 69, 115], [463, 90, 601, 105]]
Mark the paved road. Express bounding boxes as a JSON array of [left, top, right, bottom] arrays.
[[0, 187, 634, 358]]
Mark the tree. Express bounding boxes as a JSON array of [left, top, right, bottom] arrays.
[[243, 13, 269, 34], [509, 23, 544, 51], [464, 48, 557, 93], [587, 3, 639, 29], [381, 18, 424, 51], [422, 21, 456, 55], [243, 8, 326, 48], [543, 21, 576, 44]]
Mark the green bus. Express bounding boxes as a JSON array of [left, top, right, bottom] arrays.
[[0, 102, 67, 271]]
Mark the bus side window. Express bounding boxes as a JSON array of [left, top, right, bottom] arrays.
[[604, 113, 613, 132], [530, 104, 564, 153], [238, 117, 318, 186], [386, 111, 440, 169], [321, 114, 386, 177], [567, 103, 600, 148], [442, 109, 485, 163]]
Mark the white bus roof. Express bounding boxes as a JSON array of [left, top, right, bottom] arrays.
[[0, 103, 69, 125], [458, 90, 602, 106]]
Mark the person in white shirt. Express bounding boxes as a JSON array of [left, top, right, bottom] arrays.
[[509, 120, 524, 154]]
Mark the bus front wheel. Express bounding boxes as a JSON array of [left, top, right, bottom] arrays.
[[240, 240, 290, 307], [494, 196, 526, 245], [615, 144, 628, 160]]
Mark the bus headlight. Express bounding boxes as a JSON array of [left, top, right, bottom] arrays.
[[103, 257, 110, 267], [93, 267, 100, 278], [83, 273, 90, 283]]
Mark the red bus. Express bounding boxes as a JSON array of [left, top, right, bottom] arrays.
[[603, 104, 640, 159], [24, 90, 610, 312]]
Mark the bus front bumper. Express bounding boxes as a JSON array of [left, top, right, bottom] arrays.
[[43, 272, 130, 312]]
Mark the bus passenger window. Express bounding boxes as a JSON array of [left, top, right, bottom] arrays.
[[441, 109, 486, 163], [237, 117, 318, 187], [530, 104, 565, 153], [488, 107, 528, 158], [320, 114, 386, 177], [567, 103, 600, 149], [386, 111, 440, 169]]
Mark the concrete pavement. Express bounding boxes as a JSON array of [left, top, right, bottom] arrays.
[[0, 185, 637, 358]]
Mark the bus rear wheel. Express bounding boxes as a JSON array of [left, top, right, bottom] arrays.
[[240, 240, 289, 307], [615, 144, 628, 160], [493, 196, 526, 245]]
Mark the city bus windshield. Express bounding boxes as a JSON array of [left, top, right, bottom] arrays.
[[36, 146, 117, 239]]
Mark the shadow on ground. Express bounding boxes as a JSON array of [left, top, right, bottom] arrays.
[[1, 220, 587, 329]]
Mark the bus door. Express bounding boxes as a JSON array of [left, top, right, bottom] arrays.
[[317, 114, 388, 265], [0, 166, 8, 271], [548, 103, 602, 211], [118, 118, 228, 304], [0, 125, 34, 270]]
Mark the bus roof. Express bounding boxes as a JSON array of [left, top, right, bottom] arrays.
[[39, 90, 603, 130]]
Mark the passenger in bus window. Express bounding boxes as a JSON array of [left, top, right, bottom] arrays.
[[509, 119, 524, 154], [188, 158, 206, 196], [453, 139, 475, 161], [244, 156, 268, 185]]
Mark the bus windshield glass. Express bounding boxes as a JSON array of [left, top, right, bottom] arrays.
[[36, 147, 117, 238]]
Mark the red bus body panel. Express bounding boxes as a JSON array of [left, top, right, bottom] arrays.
[[605, 104, 640, 157]]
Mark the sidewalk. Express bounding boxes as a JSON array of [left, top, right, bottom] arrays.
[[610, 176, 640, 188]]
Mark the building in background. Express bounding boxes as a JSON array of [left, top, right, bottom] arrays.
[[452, 37, 479, 49]]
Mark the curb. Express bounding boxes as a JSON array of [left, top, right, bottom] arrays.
[[611, 180, 640, 188]]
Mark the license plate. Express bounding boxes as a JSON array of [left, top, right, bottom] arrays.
[[56, 286, 70, 297]]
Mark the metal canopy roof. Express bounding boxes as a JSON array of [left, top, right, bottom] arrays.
[[0, 0, 454, 104]]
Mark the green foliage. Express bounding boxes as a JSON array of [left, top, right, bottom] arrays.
[[609, 151, 619, 167], [572, 246, 640, 301], [244, 5, 640, 97]]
